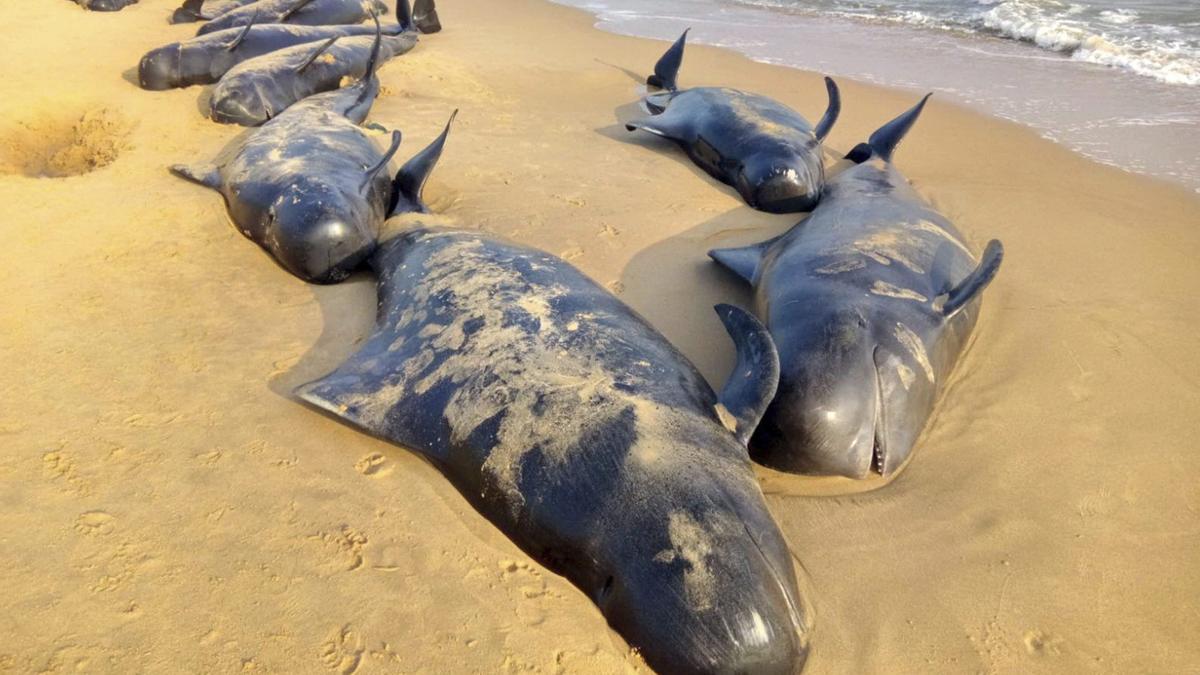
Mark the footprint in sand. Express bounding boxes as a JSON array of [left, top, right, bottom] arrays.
[[319, 624, 365, 674], [74, 511, 115, 536], [354, 453, 392, 478]]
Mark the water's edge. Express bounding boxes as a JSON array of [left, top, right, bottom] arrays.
[[553, 0, 1200, 193]]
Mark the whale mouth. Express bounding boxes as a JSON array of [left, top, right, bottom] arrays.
[[870, 346, 888, 476]]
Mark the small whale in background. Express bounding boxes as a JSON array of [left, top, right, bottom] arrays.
[[197, 0, 389, 36], [710, 95, 1004, 479], [141, 0, 413, 90], [75, 0, 138, 11], [297, 224, 812, 674], [625, 29, 840, 214], [170, 0, 255, 23], [170, 26, 450, 284], [206, 13, 416, 126]]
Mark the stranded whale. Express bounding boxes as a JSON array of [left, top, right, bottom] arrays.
[[625, 29, 840, 214], [297, 226, 812, 674], [710, 95, 1004, 479]]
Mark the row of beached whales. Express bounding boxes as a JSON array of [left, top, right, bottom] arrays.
[[109, 0, 1004, 669]]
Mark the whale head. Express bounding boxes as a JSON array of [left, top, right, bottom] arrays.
[[592, 423, 811, 674], [737, 147, 825, 215], [264, 181, 379, 284], [751, 305, 934, 478], [138, 46, 180, 90], [210, 84, 272, 126]]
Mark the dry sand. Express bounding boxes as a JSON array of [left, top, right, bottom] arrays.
[[2, 0, 1199, 672]]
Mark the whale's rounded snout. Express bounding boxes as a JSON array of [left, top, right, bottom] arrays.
[[138, 48, 180, 91]]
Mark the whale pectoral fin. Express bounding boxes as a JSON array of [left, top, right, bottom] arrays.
[[624, 113, 689, 141], [391, 109, 456, 215], [938, 239, 1004, 318], [714, 304, 780, 446], [169, 162, 220, 190], [813, 76, 840, 141], [293, 335, 426, 454], [707, 236, 779, 285]]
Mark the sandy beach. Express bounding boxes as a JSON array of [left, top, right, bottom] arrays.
[[2, 0, 1199, 672]]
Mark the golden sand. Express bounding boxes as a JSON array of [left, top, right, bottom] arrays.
[[2, 0, 1198, 672]]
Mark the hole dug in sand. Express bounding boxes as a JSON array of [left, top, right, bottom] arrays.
[[1, 108, 132, 178]]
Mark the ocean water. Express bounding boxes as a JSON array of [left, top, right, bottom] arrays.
[[554, 0, 1200, 191]]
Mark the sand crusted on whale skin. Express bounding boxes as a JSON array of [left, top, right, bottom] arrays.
[[297, 227, 812, 674], [710, 95, 1004, 480]]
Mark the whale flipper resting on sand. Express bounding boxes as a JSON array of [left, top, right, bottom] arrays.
[[141, 0, 413, 90], [169, 25, 448, 284], [709, 94, 1004, 479], [296, 224, 810, 674], [205, 12, 415, 126], [625, 29, 840, 214], [197, 0, 389, 36]]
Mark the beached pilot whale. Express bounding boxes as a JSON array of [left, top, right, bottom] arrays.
[[709, 95, 1004, 479], [207, 13, 415, 126], [625, 29, 840, 214], [75, 0, 137, 10], [170, 27, 448, 284], [198, 0, 389, 36], [297, 225, 812, 674], [141, 0, 413, 91]]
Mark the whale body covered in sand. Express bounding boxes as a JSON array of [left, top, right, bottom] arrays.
[[297, 225, 812, 674]]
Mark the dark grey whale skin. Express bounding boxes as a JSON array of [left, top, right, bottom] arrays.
[[76, 0, 137, 10], [197, 0, 389, 36], [297, 227, 812, 675], [710, 95, 1004, 480], [206, 26, 416, 127], [625, 30, 840, 214], [138, 20, 408, 91], [168, 47, 394, 284]]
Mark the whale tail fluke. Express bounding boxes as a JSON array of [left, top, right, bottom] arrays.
[[707, 235, 781, 285], [413, 0, 441, 33], [848, 93, 932, 164], [647, 28, 689, 92], [391, 110, 457, 215], [813, 76, 840, 141], [939, 239, 1004, 318]]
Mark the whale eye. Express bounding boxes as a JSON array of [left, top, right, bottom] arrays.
[[597, 575, 615, 604]]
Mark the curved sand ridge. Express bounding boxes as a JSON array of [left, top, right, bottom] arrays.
[[1, 0, 1198, 672]]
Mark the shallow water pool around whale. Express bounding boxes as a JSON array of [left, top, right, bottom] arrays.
[[554, 0, 1200, 192]]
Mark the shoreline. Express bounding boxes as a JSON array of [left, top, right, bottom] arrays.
[[2, 0, 1199, 672], [551, 0, 1200, 194]]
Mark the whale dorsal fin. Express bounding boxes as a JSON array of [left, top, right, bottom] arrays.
[[714, 304, 780, 446], [391, 109, 456, 215], [938, 239, 1003, 318], [413, 0, 441, 33], [813, 76, 840, 141], [648, 28, 689, 92], [169, 162, 220, 190], [707, 235, 780, 285], [860, 93, 931, 163], [396, 0, 415, 33], [295, 36, 339, 73], [624, 106, 692, 141], [361, 130, 402, 193], [279, 0, 317, 22], [225, 10, 258, 51]]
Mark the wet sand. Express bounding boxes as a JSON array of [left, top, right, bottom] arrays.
[[1, 0, 1198, 672]]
